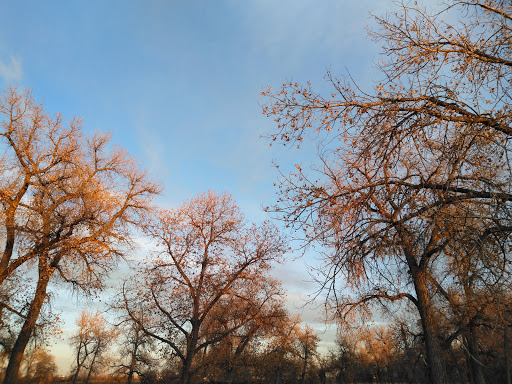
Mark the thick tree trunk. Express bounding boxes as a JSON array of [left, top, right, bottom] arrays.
[[0, 214, 18, 283], [412, 270, 448, 384], [180, 354, 194, 384], [464, 327, 486, 384], [301, 347, 308, 384], [180, 330, 199, 384], [2, 268, 51, 384], [127, 343, 137, 384]]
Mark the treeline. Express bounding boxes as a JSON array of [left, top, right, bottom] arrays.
[[64, 311, 320, 384], [5, 308, 512, 384], [63, 307, 512, 384]]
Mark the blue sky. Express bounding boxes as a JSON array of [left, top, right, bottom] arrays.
[[1, 0, 395, 371]]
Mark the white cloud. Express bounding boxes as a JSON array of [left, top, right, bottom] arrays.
[[0, 54, 23, 83]]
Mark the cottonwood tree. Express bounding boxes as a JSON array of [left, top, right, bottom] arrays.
[[0, 88, 160, 383], [70, 310, 118, 384], [256, 315, 307, 383], [261, 2, 512, 384], [22, 346, 56, 384], [120, 191, 286, 384], [202, 297, 287, 383], [111, 308, 156, 384], [297, 325, 319, 384]]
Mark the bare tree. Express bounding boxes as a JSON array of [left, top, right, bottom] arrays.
[[255, 315, 319, 384], [297, 325, 319, 384], [70, 310, 118, 384], [22, 346, 56, 384], [0, 88, 160, 383], [111, 309, 155, 384], [202, 294, 287, 383], [261, 2, 512, 384], [120, 191, 286, 384]]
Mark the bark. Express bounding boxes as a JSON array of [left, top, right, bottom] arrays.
[[412, 270, 448, 384], [300, 347, 308, 384], [464, 327, 486, 384], [2, 263, 51, 384], [126, 336, 138, 384], [85, 346, 99, 384], [180, 327, 199, 384], [505, 325, 511, 384], [0, 216, 16, 281], [180, 353, 194, 384], [224, 368, 234, 384]]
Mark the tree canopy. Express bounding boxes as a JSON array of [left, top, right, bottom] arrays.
[[262, 1, 512, 383]]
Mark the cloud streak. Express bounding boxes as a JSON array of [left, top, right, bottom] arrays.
[[0, 54, 22, 83]]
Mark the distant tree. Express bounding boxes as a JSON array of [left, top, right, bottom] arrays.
[[297, 325, 319, 384], [256, 315, 318, 384], [429, 207, 512, 384], [0, 87, 160, 383], [70, 310, 118, 384], [112, 310, 155, 384], [202, 297, 287, 383], [22, 347, 56, 384], [120, 191, 286, 384], [324, 330, 360, 384]]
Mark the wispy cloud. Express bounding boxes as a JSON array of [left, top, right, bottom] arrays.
[[0, 54, 23, 83]]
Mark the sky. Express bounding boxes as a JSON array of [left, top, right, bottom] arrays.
[[0, 0, 398, 373]]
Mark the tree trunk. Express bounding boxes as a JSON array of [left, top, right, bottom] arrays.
[[2, 267, 51, 384], [72, 365, 81, 384], [301, 347, 308, 384], [85, 346, 99, 384], [180, 354, 194, 384], [127, 330, 140, 384], [72, 341, 88, 384], [180, 332, 198, 384], [412, 270, 448, 384], [505, 325, 511, 384], [464, 327, 486, 384]]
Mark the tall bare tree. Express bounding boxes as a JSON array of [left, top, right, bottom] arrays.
[[261, 2, 512, 383], [120, 191, 286, 384], [0, 88, 160, 383], [297, 324, 319, 384]]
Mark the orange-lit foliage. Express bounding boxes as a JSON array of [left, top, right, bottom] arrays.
[[357, 326, 397, 380], [21, 347, 56, 384], [0, 88, 160, 383], [261, 2, 512, 384], [120, 191, 286, 384], [70, 310, 118, 384]]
